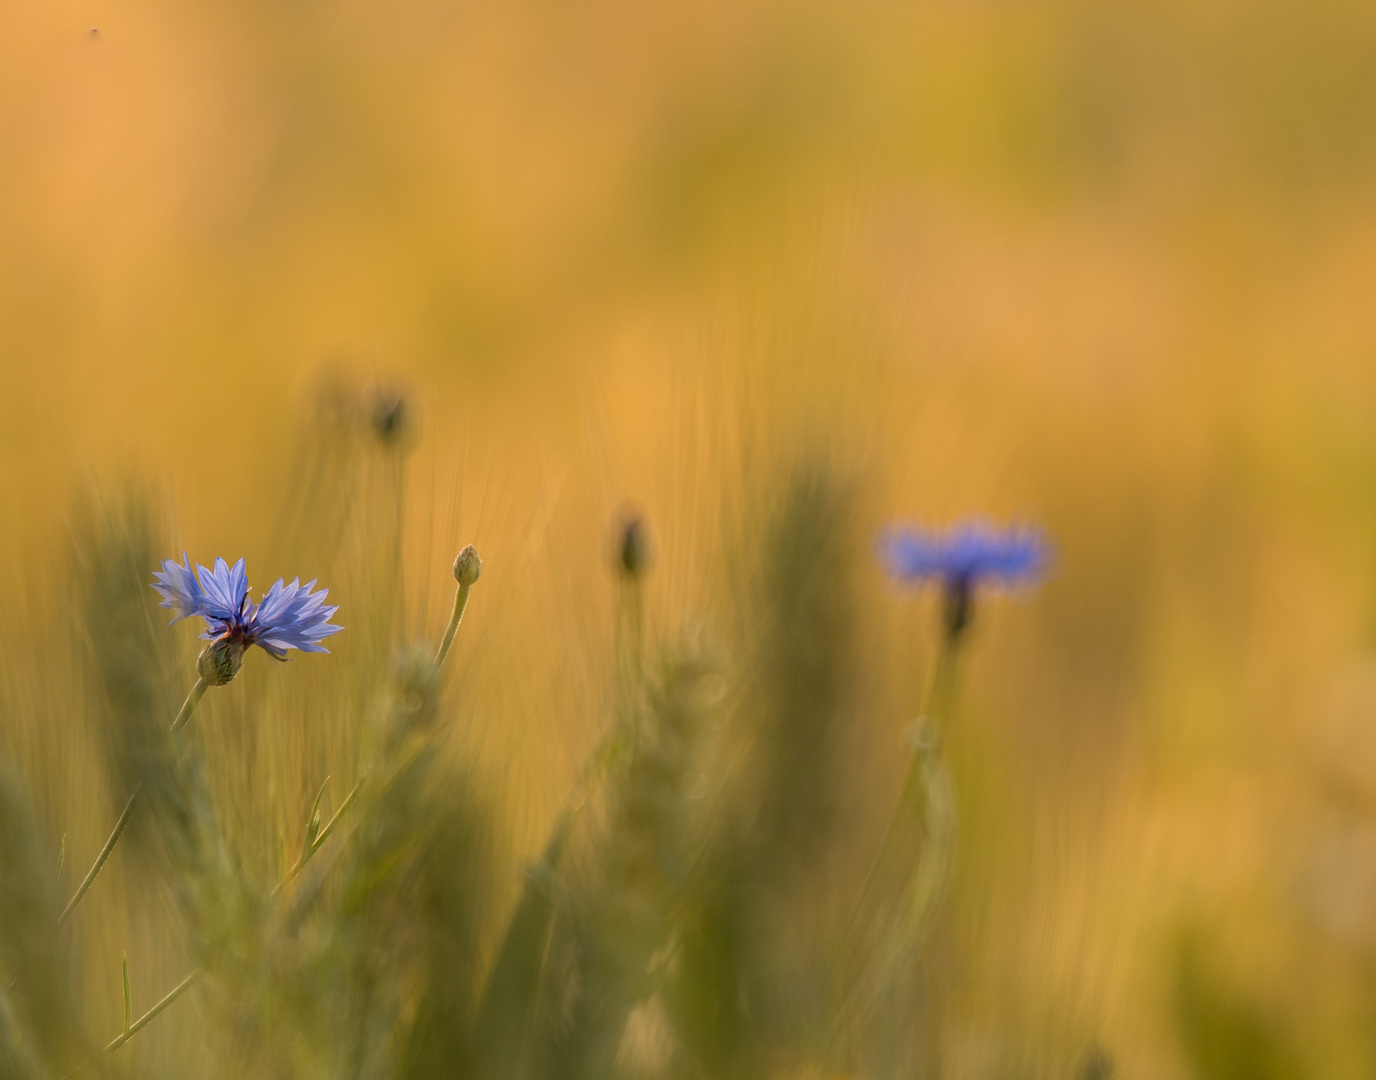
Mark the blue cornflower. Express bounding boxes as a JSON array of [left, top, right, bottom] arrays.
[[877, 521, 1049, 587], [876, 520, 1049, 638], [152, 554, 343, 684]]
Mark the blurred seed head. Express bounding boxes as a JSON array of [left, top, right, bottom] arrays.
[[453, 545, 483, 586], [753, 466, 856, 886], [198, 637, 245, 686], [616, 513, 651, 579], [653, 620, 724, 713], [390, 643, 441, 735], [365, 379, 416, 449]]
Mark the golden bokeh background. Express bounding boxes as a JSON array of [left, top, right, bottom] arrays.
[[5, 0, 1376, 1075]]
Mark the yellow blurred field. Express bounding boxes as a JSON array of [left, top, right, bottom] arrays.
[[4, 0, 1376, 1076]]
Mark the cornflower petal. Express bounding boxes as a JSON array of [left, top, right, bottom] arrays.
[[195, 557, 250, 622], [877, 520, 1050, 589], [250, 576, 343, 656], [152, 553, 207, 623]]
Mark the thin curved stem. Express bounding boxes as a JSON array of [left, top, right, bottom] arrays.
[[616, 576, 645, 700], [56, 784, 141, 927], [861, 732, 957, 1008], [434, 582, 472, 671], [828, 629, 965, 1054], [839, 637, 961, 947], [169, 677, 208, 735], [58, 675, 208, 926]]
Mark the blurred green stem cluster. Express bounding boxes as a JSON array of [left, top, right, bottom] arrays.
[[0, 463, 996, 1080]]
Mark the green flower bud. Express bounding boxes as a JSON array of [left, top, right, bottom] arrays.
[[452, 545, 482, 586], [197, 637, 245, 687]]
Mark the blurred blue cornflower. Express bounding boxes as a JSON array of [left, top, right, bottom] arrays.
[[876, 520, 1050, 638], [152, 555, 343, 684]]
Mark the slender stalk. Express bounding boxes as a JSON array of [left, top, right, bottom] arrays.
[[828, 626, 965, 1053], [620, 575, 645, 692], [169, 677, 208, 735], [433, 582, 472, 671], [104, 969, 200, 1052], [840, 634, 961, 943], [568, 576, 645, 816], [59, 675, 208, 926], [56, 784, 141, 927], [856, 728, 957, 1015]]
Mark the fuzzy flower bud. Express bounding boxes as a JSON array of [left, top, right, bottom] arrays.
[[617, 515, 650, 579], [368, 382, 409, 445], [452, 545, 482, 586], [197, 637, 245, 687]]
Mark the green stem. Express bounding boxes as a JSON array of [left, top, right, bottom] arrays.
[[841, 634, 961, 939], [56, 784, 141, 927], [169, 677, 208, 736], [433, 582, 472, 671], [619, 576, 645, 694], [866, 728, 957, 999], [828, 627, 965, 1050], [58, 675, 208, 927], [104, 969, 199, 1052]]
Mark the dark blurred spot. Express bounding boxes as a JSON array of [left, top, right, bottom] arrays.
[[367, 382, 410, 446], [942, 575, 973, 643], [1077, 1043, 1115, 1080], [616, 513, 650, 579]]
